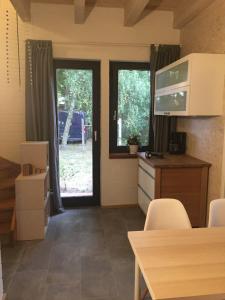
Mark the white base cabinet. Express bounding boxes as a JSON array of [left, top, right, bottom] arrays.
[[138, 187, 151, 215], [137, 153, 210, 227], [138, 159, 155, 214]]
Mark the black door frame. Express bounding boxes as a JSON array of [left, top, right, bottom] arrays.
[[54, 59, 101, 207]]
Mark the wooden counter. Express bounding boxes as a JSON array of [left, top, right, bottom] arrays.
[[137, 153, 211, 227], [138, 152, 211, 168]]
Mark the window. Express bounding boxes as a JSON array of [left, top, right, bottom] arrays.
[[109, 61, 151, 153]]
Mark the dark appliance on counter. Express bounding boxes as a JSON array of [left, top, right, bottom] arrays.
[[145, 151, 164, 159], [169, 132, 186, 154]]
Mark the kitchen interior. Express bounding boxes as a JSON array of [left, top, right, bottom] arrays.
[[138, 52, 225, 228], [1, 0, 225, 299]]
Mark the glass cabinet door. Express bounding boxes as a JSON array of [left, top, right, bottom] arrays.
[[156, 61, 189, 90], [155, 89, 188, 113]]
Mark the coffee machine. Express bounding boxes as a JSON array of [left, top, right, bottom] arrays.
[[169, 132, 186, 154]]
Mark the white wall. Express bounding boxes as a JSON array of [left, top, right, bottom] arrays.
[[0, 0, 180, 206], [0, 0, 26, 160], [177, 0, 225, 204]]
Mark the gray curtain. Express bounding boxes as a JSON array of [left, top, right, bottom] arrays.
[[25, 39, 63, 214], [150, 44, 181, 152]]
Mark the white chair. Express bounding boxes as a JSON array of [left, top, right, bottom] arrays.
[[208, 198, 225, 227], [144, 198, 192, 230], [141, 198, 192, 300]]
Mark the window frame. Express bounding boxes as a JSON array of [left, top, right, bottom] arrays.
[[109, 61, 151, 154]]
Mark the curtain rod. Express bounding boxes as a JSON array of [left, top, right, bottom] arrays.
[[49, 41, 182, 48], [24, 40, 182, 48], [154, 43, 183, 47]]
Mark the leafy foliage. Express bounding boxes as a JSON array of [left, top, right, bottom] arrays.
[[118, 70, 150, 146], [127, 134, 140, 145], [56, 68, 151, 147], [56, 69, 93, 124]]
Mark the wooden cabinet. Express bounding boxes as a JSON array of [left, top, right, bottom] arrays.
[[154, 53, 225, 116], [138, 153, 211, 227]]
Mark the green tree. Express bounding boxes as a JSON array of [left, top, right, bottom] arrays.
[[56, 69, 92, 145], [56, 68, 150, 147], [118, 70, 150, 146]]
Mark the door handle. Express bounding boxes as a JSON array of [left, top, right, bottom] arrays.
[[113, 110, 117, 121], [94, 130, 97, 142]]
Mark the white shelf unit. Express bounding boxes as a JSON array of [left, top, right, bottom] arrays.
[[20, 141, 49, 169], [154, 53, 225, 116], [15, 142, 50, 240]]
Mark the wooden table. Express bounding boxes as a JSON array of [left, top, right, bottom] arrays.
[[128, 227, 225, 300]]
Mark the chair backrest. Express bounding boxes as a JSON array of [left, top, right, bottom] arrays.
[[144, 198, 192, 231], [208, 198, 225, 227]]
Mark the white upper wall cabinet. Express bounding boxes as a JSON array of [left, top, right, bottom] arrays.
[[154, 53, 225, 116]]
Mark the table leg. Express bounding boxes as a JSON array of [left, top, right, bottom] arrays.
[[134, 258, 141, 300]]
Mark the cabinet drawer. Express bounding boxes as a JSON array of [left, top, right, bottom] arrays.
[[138, 187, 151, 215], [139, 159, 155, 179], [138, 167, 155, 200]]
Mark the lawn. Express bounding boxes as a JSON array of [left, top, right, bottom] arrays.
[[59, 139, 92, 196]]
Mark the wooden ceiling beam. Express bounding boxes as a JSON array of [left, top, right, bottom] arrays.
[[74, 0, 96, 24], [173, 0, 213, 29], [74, 0, 86, 23], [124, 0, 149, 27], [10, 0, 31, 22]]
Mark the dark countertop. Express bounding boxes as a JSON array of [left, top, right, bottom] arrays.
[[138, 152, 211, 168]]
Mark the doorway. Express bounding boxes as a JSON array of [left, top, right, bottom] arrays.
[[54, 59, 100, 207]]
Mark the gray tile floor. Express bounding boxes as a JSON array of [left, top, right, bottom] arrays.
[[2, 207, 150, 300]]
